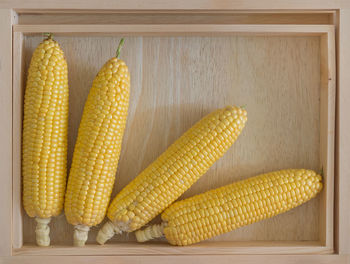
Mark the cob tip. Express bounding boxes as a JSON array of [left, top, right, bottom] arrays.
[[35, 217, 51, 246], [135, 223, 165, 243], [96, 220, 122, 245], [73, 225, 90, 247]]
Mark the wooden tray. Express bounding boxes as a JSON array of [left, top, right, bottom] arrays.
[[1, 3, 349, 264]]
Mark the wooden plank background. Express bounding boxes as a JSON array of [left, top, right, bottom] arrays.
[[21, 35, 321, 245]]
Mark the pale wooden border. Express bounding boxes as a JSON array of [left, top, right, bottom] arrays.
[[12, 31, 24, 250], [14, 24, 334, 35], [319, 29, 336, 249], [0, 3, 346, 262], [0, 9, 15, 257], [13, 242, 332, 256], [336, 9, 350, 255], [11, 24, 336, 256], [0, 0, 349, 10], [2, 254, 350, 264]]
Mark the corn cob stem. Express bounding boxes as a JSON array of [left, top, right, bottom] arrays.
[[43, 32, 53, 40], [135, 223, 165, 242], [96, 221, 122, 245], [73, 225, 90, 247], [116, 38, 125, 59], [35, 217, 51, 246]]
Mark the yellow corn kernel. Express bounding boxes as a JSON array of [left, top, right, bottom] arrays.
[[135, 169, 323, 246], [22, 34, 68, 247], [64, 39, 130, 246], [96, 106, 247, 244]]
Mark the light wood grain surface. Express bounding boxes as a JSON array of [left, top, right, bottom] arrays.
[[20, 35, 322, 246], [12, 32, 25, 250], [336, 9, 350, 255], [17, 13, 333, 25], [14, 24, 334, 36], [0, 9, 15, 257], [319, 29, 335, 249], [14, 241, 332, 256], [0, 0, 349, 10], [3, 254, 350, 264]]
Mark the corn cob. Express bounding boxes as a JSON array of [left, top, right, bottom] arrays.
[[135, 169, 323, 246], [64, 39, 130, 246], [22, 33, 69, 246], [96, 106, 247, 244]]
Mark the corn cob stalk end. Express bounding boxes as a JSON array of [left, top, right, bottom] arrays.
[[73, 225, 90, 247], [135, 223, 165, 243], [96, 220, 122, 245], [35, 217, 51, 246]]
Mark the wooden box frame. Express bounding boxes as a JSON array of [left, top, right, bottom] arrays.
[[0, 1, 349, 263]]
